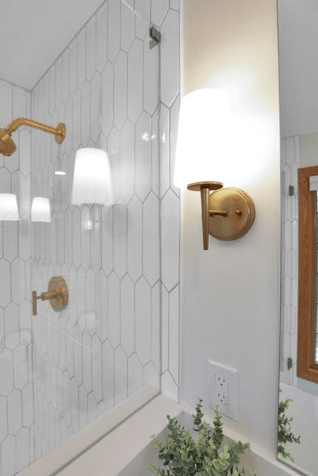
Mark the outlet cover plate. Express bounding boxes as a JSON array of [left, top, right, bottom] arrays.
[[208, 360, 238, 421]]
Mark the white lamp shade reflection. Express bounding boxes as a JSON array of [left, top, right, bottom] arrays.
[[31, 197, 51, 222], [71, 148, 113, 205], [0, 194, 19, 221], [174, 89, 235, 189]]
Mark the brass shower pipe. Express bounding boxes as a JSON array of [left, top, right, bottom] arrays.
[[0, 118, 66, 156]]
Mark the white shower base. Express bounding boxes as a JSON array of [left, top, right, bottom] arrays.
[[19, 392, 301, 476]]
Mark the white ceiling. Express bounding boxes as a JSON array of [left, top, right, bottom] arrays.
[[0, 0, 106, 90]]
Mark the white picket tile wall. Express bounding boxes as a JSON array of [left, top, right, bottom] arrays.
[[280, 136, 300, 387], [29, 0, 181, 468]]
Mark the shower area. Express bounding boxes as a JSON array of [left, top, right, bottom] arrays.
[[0, 1, 180, 474]]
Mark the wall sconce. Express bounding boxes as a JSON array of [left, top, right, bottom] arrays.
[[174, 89, 255, 250], [71, 148, 113, 206], [0, 193, 19, 221], [31, 197, 51, 222]]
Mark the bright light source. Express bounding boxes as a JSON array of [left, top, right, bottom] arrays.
[[0, 194, 19, 221], [31, 197, 51, 222]]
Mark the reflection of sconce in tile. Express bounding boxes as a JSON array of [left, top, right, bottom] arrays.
[[174, 89, 255, 250], [31, 197, 51, 222], [71, 148, 113, 206], [0, 193, 19, 221]]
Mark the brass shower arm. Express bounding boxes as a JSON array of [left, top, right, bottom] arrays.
[[6, 118, 66, 144]]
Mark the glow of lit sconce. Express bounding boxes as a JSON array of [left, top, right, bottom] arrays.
[[174, 88, 256, 250], [31, 197, 51, 222], [71, 148, 113, 206], [55, 170, 66, 176], [0, 193, 19, 221]]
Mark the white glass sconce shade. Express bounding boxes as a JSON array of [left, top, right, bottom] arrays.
[[0, 194, 19, 221], [31, 197, 51, 222], [174, 89, 233, 189], [71, 148, 113, 205]]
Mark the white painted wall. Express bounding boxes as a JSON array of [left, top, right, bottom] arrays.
[[180, 0, 280, 455]]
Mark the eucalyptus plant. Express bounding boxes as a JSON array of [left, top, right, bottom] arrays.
[[150, 399, 257, 476], [277, 397, 301, 463]]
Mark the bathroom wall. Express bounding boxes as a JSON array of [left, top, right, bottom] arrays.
[[30, 0, 180, 462], [180, 0, 280, 454], [0, 79, 34, 474]]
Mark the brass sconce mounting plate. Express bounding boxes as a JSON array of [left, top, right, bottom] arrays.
[[48, 276, 68, 311], [208, 187, 255, 241]]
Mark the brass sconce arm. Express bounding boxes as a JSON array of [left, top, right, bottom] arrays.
[[187, 181, 255, 250]]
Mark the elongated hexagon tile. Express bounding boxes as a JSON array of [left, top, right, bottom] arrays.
[[96, 270, 108, 342], [143, 39, 159, 116], [88, 392, 98, 424], [82, 329, 92, 394], [0, 395, 7, 443], [11, 258, 26, 305], [162, 370, 178, 401], [169, 285, 179, 383], [13, 344, 28, 390], [19, 128, 31, 176], [69, 38, 78, 97], [72, 89, 81, 151], [86, 268, 97, 335], [0, 80, 12, 127], [92, 335, 102, 402], [101, 205, 114, 276], [161, 285, 169, 373], [2, 435, 16, 476], [135, 0, 150, 40], [135, 112, 152, 201], [127, 196, 142, 282], [161, 190, 180, 292], [90, 207, 102, 274], [160, 9, 180, 108], [101, 63, 114, 138], [115, 346, 127, 405], [22, 383, 34, 428], [128, 39, 143, 124], [79, 384, 88, 430], [4, 222, 18, 262], [70, 377, 79, 433], [8, 388, 22, 435], [96, 3, 108, 73], [108, 127, 120, 202], [143, 193, 160, 286], [121, 275, 135, 356], [151, 0, 169, 26], [135, 277, 151, 365], [114, 201, 127, 279], [62, 49, 70, 104], [121, 1, 135, 52], [108, 272, 120, 349], [102, 339, 114, 409], [114, 51, 128, 130], [86, 16, 97, 82], [152, 282, 161, 373], [81, 81, 91, 146], [55, 56, 63, 108], [91, 73, 102, 142], [151, 107, 160, 197], [5, 303, 19, 350], [80, 207, 91, 271], [108, 0, 120, 63], [169, 94, 180, 196], [128, 353, 142, 397], [77, 28, 87, 90], [120, 120, 135, 203]]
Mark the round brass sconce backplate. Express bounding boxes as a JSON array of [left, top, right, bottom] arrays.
[[208, 187, 255, 241], [55, 123, 66, 144], [48, 276, 68, 312]]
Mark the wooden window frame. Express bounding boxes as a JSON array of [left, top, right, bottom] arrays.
[[298, 166, 318, 383]]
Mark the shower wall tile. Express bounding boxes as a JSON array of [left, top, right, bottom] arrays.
[[27, 0, 180, 470], [280, 136, 300, 387], [0, 78, 32, 476]]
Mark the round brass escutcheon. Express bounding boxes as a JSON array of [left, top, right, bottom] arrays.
[[48, 276, 68, 312], [55, 122, 66, 144], [208, 187, 255, 241]]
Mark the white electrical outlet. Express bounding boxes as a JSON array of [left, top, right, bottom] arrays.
[[208, 360, 238, 420]]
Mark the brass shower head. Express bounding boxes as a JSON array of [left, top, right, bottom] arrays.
[[0, 118, 66, 157], [0, 129, 17, 156]]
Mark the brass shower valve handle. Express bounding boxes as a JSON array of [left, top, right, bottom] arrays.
[[32, 277, 68, 316]]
